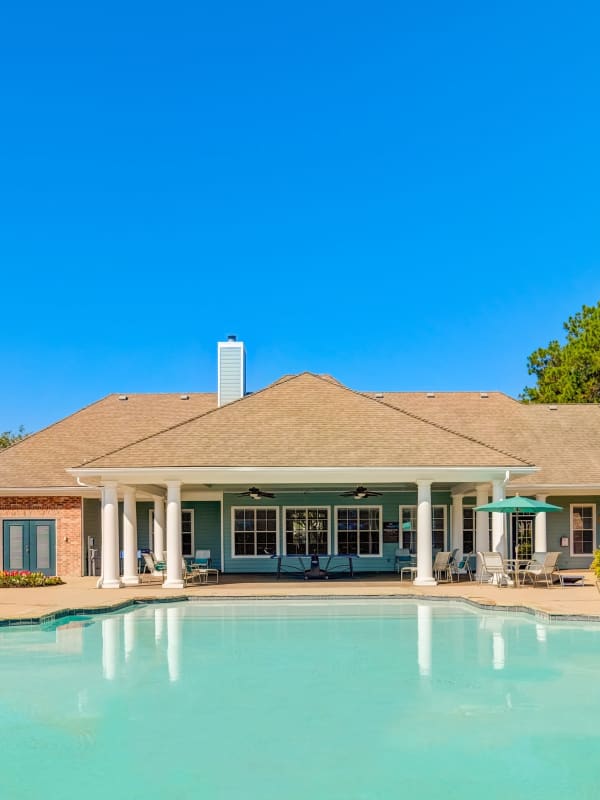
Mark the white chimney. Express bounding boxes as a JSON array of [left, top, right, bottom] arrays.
[[218, 335, 246, 406]]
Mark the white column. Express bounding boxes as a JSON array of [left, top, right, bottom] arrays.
[[100, 482, 121, 589], [475, 484, 490, 580], [167, 606, 183, 683], [492, 631, 505, 671], [164, 481, 184, 589], [535, 494, 547, 553], [153, 496, 166, 560], [451, 495, 463, 553], [154, 606, 165, 643], [491, 480, 506, 556], [122, 488, 139, 585], [417, 604, 432, 677], [414, 480, 436, 586], [102, 616, 120, 680]]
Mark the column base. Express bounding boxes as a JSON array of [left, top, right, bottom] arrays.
[[163, 580, 185, 589], [413, 577, 438, 587], [121, 575, 140, 586], [100, 579, 122, 589]]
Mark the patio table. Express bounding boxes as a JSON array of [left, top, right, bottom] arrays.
[[504, 558, 531, 588]]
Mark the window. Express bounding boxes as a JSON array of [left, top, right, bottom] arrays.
[[571, 504, 595, 556], [232, 507, 278, 557], [148, 508, 194, 557], [284, 508, 328, 555], [399, 506, 448, 552], [462, 507, 492, 553], [336, 507, 381, 556]]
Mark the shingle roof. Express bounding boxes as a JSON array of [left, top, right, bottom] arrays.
[[0, 393, 217, 488], [80, 373, 531, 469], [375, 392, 600, 486]]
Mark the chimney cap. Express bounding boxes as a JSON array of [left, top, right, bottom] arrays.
[[227, 334, 237, 341]]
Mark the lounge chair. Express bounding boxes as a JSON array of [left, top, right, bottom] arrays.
[[142, 552, 167, 582], [451, 551, 474, 581], [181, 557, 204, 586], [432, 551, 453, 582], [522, 551, 562, 587], [477, 551, 514, 587]]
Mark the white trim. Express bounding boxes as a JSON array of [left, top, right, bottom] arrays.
[[569, 503, 596, 557], [220, 499, 225, 574], [230, 506, 279, 558], [334, 505, 383, 557], [282, 506, 330, 556], [181, 491, 224, 501]]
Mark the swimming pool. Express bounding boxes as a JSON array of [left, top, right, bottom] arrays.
[[1, 599, 598, 800]]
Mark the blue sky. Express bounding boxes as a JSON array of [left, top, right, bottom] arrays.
[[1, 1, 599, 432]]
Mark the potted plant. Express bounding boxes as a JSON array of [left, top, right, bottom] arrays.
[[591, 550, 600, 594]]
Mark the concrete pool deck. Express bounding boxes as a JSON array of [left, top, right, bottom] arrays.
[[1, 571, 599, 624]]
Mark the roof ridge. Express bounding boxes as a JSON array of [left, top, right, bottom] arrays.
[[355, 390, 534, 466]]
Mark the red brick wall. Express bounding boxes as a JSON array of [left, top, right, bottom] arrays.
[[0, 496, 83, 577]]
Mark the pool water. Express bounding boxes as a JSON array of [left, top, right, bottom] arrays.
[[1, 600, 599, 800]]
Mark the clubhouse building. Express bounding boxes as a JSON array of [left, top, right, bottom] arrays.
[[1, 337, 599, 588]]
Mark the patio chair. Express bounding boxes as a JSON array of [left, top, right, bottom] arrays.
[[394, 548, 412, 574], [451, 551, 474, 581], [141, 552, 167, 582], [477, 551, 514, 587], [193, 550, 219, 584], [181, 557, 203, 586], [432, 551, 453, 582], [522, 551, 561, 588]]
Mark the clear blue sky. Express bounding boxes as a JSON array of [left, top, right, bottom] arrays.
[[1, 1, 599, 432]]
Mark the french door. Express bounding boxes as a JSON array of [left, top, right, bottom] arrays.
[[2, 520, 56, 576]]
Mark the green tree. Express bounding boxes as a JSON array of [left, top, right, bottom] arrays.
[[522, 302, 600, 403], [0, 425, 27, 450]]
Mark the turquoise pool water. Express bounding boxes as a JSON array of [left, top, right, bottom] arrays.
[[1, 600, 599, 800]]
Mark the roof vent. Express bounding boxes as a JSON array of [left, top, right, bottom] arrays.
[[118, 395, 128, 401], [227, 334, 237, 341], [548, 405, 558, 411], [374, 393, 384, 399], [480, 392, 489, 399], [180, 394, 190, 400], [426, 392, 435, 399]]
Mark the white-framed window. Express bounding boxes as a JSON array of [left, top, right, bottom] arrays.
[[570, 504, 595, 556], [284, 507, 329, 555], [231, 507, 278, 557], [461, 507, 492, 553], [399, 505, 448, 552], [335, 506, 382, 556], [148, 508, 194, 557]]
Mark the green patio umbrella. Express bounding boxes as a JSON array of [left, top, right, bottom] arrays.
[[474, 494, 562, 555]]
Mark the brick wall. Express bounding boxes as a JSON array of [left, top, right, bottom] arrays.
[[0, 496, 83, 577]]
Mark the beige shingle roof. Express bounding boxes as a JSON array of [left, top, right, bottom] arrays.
[[80, 373, 531, 469], [375, 392, 600, 486], [0, 393, 217, 488]]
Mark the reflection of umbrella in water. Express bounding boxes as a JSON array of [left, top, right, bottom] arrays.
[[474, 494, 562, 555]]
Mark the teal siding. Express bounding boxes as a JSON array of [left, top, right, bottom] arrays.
[[223, 491, 452, 574], [545, 495, 598, 569], [183, 501, 222, 570]]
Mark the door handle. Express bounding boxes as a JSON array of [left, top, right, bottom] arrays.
[[25, 545, 30, 553]]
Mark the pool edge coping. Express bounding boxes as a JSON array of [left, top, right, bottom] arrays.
[[2, 591, 600, 627]]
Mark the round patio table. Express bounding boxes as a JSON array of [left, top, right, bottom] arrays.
[[504, 557, 531, 588]]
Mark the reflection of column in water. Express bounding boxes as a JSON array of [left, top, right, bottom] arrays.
[[154, 606, 165, 643], [124, 613, 136, 662], [417, 604, 432, 677], [167, 606, 183, 683], [536, 623, 547, 643], [492, 631, 505, 670], [102, 616, 120, 681]]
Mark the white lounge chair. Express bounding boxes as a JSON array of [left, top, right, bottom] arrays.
[[432, 551, 453, 582], [141, 552, 167, 582], [477, 551, 514, 587], [451, 551, 474, 581], [193, 550, 219, 584], [522, 551, 561, 587]]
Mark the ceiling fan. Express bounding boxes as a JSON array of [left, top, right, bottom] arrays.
[[237, 486, 275, 500], [339, 486, 383, 500]]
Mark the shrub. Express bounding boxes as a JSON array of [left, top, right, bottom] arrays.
[[0, 571, 63, 588]]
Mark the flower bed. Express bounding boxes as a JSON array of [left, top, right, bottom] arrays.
[[0, 571, 63, 588]]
